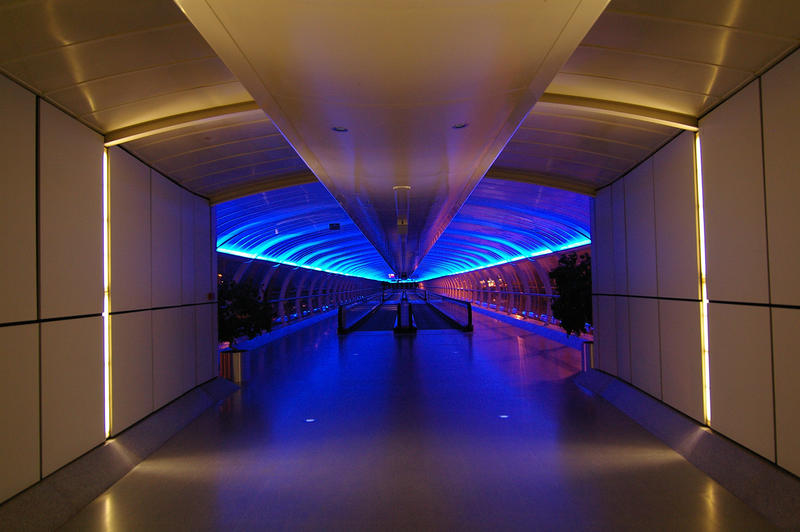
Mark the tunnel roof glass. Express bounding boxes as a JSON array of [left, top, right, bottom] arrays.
[[216, 183, 393, 281], [216, 178, 590, 282], [413, 178, 591, 281]]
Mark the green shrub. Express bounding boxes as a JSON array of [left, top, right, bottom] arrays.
[[549, 252, 592, 337], [218, 277, 272, 348]]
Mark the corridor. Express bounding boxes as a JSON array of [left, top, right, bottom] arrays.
[[61, 315, 771, 531]]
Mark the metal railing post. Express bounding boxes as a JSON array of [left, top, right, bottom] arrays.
[[581, 341, 594, 371]]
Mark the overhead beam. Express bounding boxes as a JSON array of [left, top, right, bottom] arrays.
[[485, 167, 597, 197], [539, 93, 699, 131], [208, 171, 318, 205], [104, 101, 262, 146]]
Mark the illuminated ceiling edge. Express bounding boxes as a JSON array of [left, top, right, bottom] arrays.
[[416, 240, 592, 283], [538, 93, 698, 131], [216, 248, 387, 282], [104, 101, 262, 146]]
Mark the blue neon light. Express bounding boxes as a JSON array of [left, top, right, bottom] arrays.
[[412, 178, 591, 281], [216, 183, 392, 281]]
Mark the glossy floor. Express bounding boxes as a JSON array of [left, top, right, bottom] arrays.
[[62, 314, 774, 531]]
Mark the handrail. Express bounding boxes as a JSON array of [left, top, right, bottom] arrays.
[[337, 290, 385, 334], [422, 287, 560, 326], [263, 287, 378, 305], [424, 286, 557, 298], [417, 289, 473, 332], [393, 291, 416, 333]]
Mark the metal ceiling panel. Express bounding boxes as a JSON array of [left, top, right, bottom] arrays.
[[0, 0, 252, 132], [123, 109, 311, 201], [177, 0, 609, 276]]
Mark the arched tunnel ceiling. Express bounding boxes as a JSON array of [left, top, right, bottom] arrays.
[[413, 179, 591, 281], [216, 183, 392, 282], [1, 0, 797, 279], [216, 178, 589, 282]]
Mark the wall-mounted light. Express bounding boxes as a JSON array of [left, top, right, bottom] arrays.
[[695, 133, 711, 426], [102, 149, 111, 438], [331, 126, 348, 133], [452, 123, 469, 129]]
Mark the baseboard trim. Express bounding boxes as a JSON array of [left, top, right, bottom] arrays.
[[575, 369, 800, 529]]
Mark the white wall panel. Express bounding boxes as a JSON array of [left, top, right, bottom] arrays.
[[151, 171, 182, 308], [181, 307, 197, 390], [593, 187, 614, 294], [654, 132, 700, 300], [0, 324, 39, 503], [708, 303, 774, 460], [659, 300, 703, 422], [700, 81, 769, 304], [39, 102, 103, 319], [109, 147, 151, 313], [194, 196, 212, 304], [110, 311, 153, 435], [181, 190, 195, 305], [195, 304, 214, 383], [0, 76, 36, 324], [772, 308, 800, 476], [611, 180, 628, 295], [762, 49, 800, 307], [594, 295, 617, 375], [614, 296, 631, 382], [41, 317, 104, 476], [152, 308, 183, 409], [625, 160, 658, 297], [628, 297, 661, 398]]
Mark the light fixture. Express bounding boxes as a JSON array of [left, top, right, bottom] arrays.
[[102, 149, 111, 438], [695, 133, 711, 426], [331, 126, 348, 132], [452, 122, 469, 129]]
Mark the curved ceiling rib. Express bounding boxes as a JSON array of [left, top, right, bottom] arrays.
[[215, 183, 392, 281], [215, 178, 590, 283], [411, 178, 591, 281]]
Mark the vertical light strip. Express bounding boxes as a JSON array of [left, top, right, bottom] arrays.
[[102, 149, 111, 438], [695, 133, 711, 425]]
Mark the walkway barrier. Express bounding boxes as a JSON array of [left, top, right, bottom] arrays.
[[337, 290, 385, 333], [424, 286, 557, 325], [394, 291, 416, 333], [419, 290, 473, 331]]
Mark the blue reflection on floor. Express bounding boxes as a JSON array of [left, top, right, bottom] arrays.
[[62, 313, 773, 531]]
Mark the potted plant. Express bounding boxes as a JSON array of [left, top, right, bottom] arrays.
[[548, 252, 592, 337], [217, 276, 273, 382]]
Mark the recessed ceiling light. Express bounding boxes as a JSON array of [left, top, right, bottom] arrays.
[[452, 123, 468, 129], [331, 126, 348, 132]]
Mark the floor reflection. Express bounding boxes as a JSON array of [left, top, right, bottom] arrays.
[[61, 313, 774, 531]]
